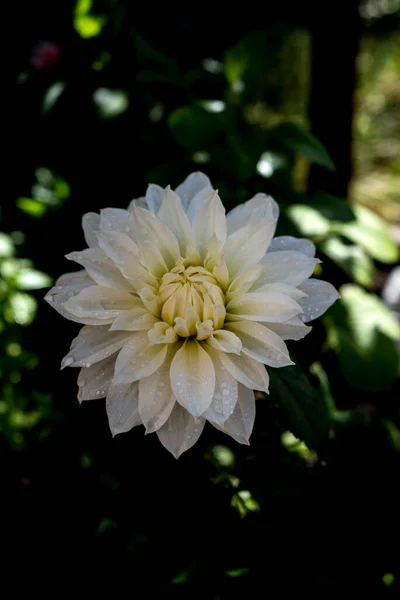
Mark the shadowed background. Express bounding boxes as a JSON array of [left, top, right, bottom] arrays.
[[2, 1, 400, 596]]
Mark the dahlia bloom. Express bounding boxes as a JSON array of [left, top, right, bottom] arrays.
[[45, 172, 339, 457]]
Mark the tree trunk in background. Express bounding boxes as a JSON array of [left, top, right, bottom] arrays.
[[308, 2, 363, 198]]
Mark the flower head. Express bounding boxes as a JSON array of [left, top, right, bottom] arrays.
[[45, 172, 339, 457]]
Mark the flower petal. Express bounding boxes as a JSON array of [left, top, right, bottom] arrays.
[[227, 193, 279, 235], [250, 282, 307, 300], [61, 325, 132, 369], [157, 187, 193, 255], [66, 248, 134, 292], [268, 235, 316, 257], [206, 330, 242, 355], [219, 351, 269, 392], [225, 321, 293, 367], [130, 205, 180, 268], [257, 251, 320, 287], [202, 346, 238, 427], [298, 279, 340, 322], [97, 231, 158, 287], [156, 402, 205, 458], [226, 292, 302, 323], [110, 308, 158, 331], [170, 339, 215, 417], [106, 381, 141, 436], [82, 212, 100, 247], [175, 171, 212, 212], [44, 270, 98, 324], [138, 346, 177, 433], [114, 331, 168, 384], [223, 220, 276, 278], [213, 384, 255, 444], [192, 191, 227, 255], [100, 208, 135, 238], [266, 317, 312, 340], [64, 285, 140, 322], [77, 354, 115, 401], [145, 183, 164, 213]]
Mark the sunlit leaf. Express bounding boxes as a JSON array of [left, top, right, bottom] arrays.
[[326, 284, 400, 392], [5, 292, 37, 325], [16, 268, 53, 290], [286, 204, 330, 237], [334, 205, 399, 263], [74, 0, 106, 39], [268, 123, 335, 170], [226, 567, 250, 578], [0, 233, 14, 258], [17, 198, 47, 217], [321, 236, 375, 287]]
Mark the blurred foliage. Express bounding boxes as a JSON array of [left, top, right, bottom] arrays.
[[2, 1, 400, 596]]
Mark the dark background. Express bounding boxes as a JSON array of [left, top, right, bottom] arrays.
[[2, 1, 400, 596]]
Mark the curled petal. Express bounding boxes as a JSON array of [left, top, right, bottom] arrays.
[[298, 279, 340, 322], [61, 325, 132, 369], [202, 346, 238, 426], [82, 212, 100, 247], [219, 351, 269, 393], [226, 292, 302, 323], [77, 354, 116, 401], [257, 251, 320, 288], [44, 270, 97, 324], [227, 193, 279, 235], [206, 330, 242, 355], [64, 285, 140, 322], [110, 308, 158, 332], [224, 220, 276, 278], [106, 381, 141, 436], [138, 346, 177, 433], [268, 235, 316, 257], [158, 187, 193, 254], [66, 248, 134, 292], [170, 339, 215, 417], [148, 322, 178, 344], [145, 183, 164, 213], [212, 384, 255, 444], [114, 331, 168, 384], [266, 317, 312, 341], [225, 321, 293, 368], [175, 171, 212, 212], [192, 191, 227, 255], [156, 402, 205, 458]]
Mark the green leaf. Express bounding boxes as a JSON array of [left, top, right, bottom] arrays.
[[269, 363, 331, 450], [286, 204, 330, 237], [335, 205, 399, 264], [321, 236, 375, 287], [226, 568, 250, 578], [42, 82, 66, 115], [311, 192, 355, 222], [0, 233, 15, 258], [74, 0, 106, 39], [16, 268, 53, 290], [168, 105, 222, 149], [326, 284, 400, 392], [17, 198, 47, 217], [268, 123, 335, 170]]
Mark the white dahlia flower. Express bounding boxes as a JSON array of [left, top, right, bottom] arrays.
[[45, 172, 339, 457]]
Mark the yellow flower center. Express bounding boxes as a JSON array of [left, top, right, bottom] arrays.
[[158, 264, 226, 339]]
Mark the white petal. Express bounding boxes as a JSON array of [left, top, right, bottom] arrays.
[[170, 339, 215, 417], [77, 354, 115, 401], [214, 384, 255, 444], [268, 235, 316, 257], [44, 270, 98, 324], [227, 264, 264, 298], [110, 308, 158, 331], [82, 212, 100, 247], [61, 325, 132, 369], [266, 317, 312, 340], [250, 282, 307, 300], [226, 193, 279, 235], [175, 171, 212, 211], [298, 279, 340, 322], [145, 183, 164, 213], [157, 187, 193, 254], [66, 248, 134, 292], [225, 321, 293, 368], [97, 231, 158, 287], [106, 381, 141, 436], [114, 331, 168, 384], [100, 207, 134, 237], [219, 351, 269, 392], [138, 347, 176, 433], [156, 402, 205, 458], [223, 220, 276, 278], [192, 191, 227, 255], [257, 251, 320, 287], [226, 292, 302, 323], [64, 285, 140, 322], [202, 346, 238, 427], [130, 205, 180, 268], [206, 330, 242, 355]]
